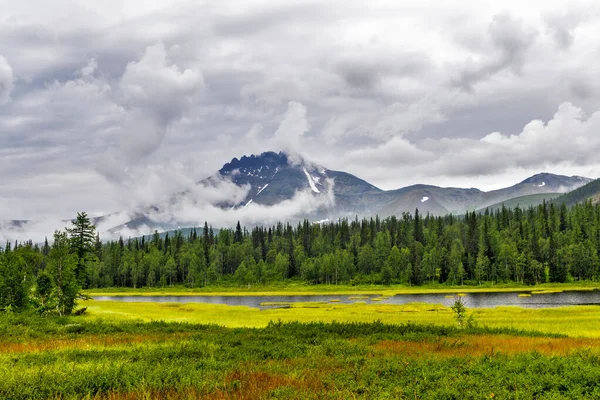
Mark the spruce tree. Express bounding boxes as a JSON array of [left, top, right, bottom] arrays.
[[66, 212, 96, 286]]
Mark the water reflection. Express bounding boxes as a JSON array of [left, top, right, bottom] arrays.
[[93, 290, 600, 309]]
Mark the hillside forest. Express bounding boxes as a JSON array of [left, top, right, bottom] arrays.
[[2, 201, 600, 313]]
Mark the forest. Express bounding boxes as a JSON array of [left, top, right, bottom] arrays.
[[2, 200, 600, 313]]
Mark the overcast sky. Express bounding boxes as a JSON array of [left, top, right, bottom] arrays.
[[1, 0, 600, 222]]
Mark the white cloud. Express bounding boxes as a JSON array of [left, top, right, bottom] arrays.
[[273, 101, 309, 153], [2, 0, 600, 238], [338, 102, 600, 189], [116, 43, 203, 160], [119, 43, 203, 123], [0, 55, 14, 104]]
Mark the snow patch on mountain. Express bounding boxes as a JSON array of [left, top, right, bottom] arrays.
[[303, 168, 321, 193], [421, 196, 429, 203], [256, 184, 269, 196], [538, 182, 546, 187]]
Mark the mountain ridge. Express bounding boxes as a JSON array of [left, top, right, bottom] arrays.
[[1, 151, 595, 237]]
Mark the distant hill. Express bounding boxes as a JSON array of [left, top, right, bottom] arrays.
[[478, 173, 592, 210], [553, 178, 600, 207], [477, 193, 562, 213]]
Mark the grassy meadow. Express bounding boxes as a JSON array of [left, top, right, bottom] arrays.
[[83, 299, 600, 338], [5, 288, 600, 399]]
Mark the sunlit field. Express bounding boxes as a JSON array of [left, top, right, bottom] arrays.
[[3, 296, 600, 399], [81, 299, 600, 338], [3, 308, 600, 399]]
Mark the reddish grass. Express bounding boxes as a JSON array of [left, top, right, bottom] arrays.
[[81, 371, 333, 400], [0, 332, 194, 353], [374, 335, 600, 358], [205, 369, 331, 399]]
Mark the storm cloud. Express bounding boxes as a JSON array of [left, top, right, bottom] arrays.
[[1, 0, 600, 240]]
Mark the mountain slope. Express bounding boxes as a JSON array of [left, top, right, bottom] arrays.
[[2, 152, 594, 239], [86, 155, 598, 234], [481, 173, 592, 210], [553, 178, 600, 207], [476, 193, 562, 213], [376, 188, 450, 217], [214, 151, 382, 208]]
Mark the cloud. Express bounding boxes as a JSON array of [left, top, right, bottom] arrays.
[[452, 13, 538, 91], [79, 58, 98, 78], [0, 55, 14, 104], [273, 101, 309, 154], [97, 43, 204, 188], [345, 137, 434, 168], [116, 43, 203, 160], [320, 100, 446, 145], [146, 176, 335, 234], [543, 7, 591, 50], [119, 43, 203, 124], [2, 0, 600, 238], [340, 102, 600, 188]]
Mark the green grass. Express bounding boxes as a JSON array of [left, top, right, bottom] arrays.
[[9, 288, 600, 399], [80, 300, 600, 338], [6, 294, 600, 399], [4, 313, 600, 399]]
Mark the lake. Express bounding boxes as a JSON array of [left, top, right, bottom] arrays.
[[93, 290, 600, 309]]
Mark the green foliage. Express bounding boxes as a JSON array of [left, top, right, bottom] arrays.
[[66, 212, 96, 286], [0, 252, 30, 311], [4, 202, 600, 314], [47, 230, 80, 315], [450, 295, 467, 327], [1, 316, 597, 399]]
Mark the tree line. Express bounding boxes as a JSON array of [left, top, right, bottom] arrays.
[[2, 201, 600, 313]]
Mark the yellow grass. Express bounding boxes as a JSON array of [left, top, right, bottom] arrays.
[[82, 300, 600, 338], [531, 290, 564, 294], [373, 335, 600, 357]]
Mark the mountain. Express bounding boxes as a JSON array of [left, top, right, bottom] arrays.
[[213, 152, 381, 210], [217, 152, 331, 207], [196, 152, 593, 220], [476, 193, 562, 213], [481, 173, 592, 209], [552, 178, 600, 208], [1, 151, 594, 238]]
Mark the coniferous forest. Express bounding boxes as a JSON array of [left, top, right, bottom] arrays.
[[3, 201, 600, 312]]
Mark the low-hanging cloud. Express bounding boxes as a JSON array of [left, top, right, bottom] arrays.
[[101, 172, 336, 239], [154, 181, 333, 232]]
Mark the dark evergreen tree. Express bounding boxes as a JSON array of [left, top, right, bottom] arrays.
[[66, 212, 96, 286]]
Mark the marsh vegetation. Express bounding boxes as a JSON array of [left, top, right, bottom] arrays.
[[4, 309, 600, 399]]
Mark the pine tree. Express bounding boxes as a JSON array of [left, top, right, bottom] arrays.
[[66, 212, 96, 286], [234, 221, 243, 243], [414, 208, 425, 244]]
